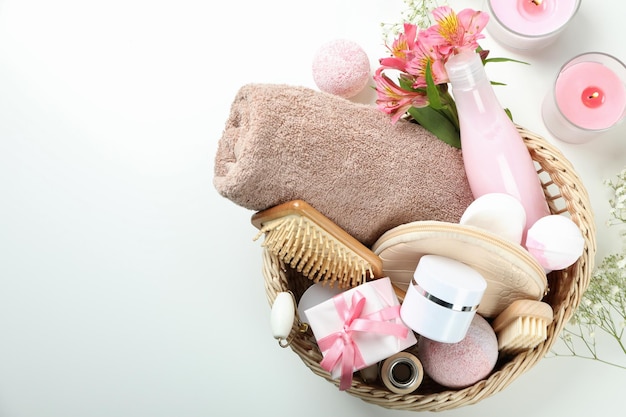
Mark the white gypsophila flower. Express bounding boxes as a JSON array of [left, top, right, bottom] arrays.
[[556, 168, 626, 369], [403, 0, 442, 27], [381, 0, 447, 42]]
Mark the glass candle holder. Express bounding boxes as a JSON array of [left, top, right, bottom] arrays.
[[485, 0, 581, 51], [542, 52, 626, 144]]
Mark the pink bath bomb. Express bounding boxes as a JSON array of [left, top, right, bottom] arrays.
[[418, 314, 498, 389], [526, 215, 584, 271], [312, 39, 371, 98]]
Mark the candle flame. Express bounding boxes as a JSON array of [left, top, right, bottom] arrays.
[[531, 0, 543, 5], [589, 92, 600, 99]]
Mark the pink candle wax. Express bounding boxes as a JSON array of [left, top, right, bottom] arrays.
[[486, 0, 580, 50], [489, 0, 579, 36], [542, 53, 626, 144], [555, 61, 626, 130]]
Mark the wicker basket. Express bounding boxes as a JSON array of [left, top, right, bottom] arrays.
[[260, 126, 596, 412]]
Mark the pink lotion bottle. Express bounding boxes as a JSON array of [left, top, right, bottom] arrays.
[[445, 51, 550, 244]]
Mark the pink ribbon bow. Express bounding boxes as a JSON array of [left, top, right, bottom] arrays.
[[317, 290, 409, 391]]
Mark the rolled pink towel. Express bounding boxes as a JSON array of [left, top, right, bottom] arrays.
[[213, 83, 474, 247]]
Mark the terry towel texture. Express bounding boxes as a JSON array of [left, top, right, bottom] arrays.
[[213, 83, 474, 247]]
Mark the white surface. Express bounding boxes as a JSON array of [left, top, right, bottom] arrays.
[[0, 0, 624, 416]]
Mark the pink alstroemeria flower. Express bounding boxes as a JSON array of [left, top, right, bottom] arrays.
[[378, 23, 419, 73], [374, 70, 429, 123], [378, 23, 449, 89], [426, 6, 489, 56], [405, 31, 449, 87], [372, 6, 505, 147]]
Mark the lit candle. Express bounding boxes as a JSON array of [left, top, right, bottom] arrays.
[[542, 53, 626, 144], [485, 0, 581, 51]]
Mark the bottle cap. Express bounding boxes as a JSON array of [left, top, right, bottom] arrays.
[[445, 51, 486, 91]]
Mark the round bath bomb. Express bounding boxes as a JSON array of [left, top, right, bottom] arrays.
[[418, 314, 498, 389], [525, 215, 584, 271], [460, 193, 527, 244], [312, 39, 371, 98]]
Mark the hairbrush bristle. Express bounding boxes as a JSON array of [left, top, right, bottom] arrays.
[[254, 215, 374, 288], [496, 316, 550, 355], [492, 299, 554, 355]]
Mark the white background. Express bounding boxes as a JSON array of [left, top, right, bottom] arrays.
[[0, 0, 625, 416]]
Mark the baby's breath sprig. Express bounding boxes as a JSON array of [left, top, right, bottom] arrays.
[[552, 168, 626, 370], [605, 167, 626, 227], [381, 0, 446, 42]]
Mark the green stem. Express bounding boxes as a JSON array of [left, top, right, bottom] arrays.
[[618, 336, 626, 355], [550, 352, 626, 370], [439, 90, 459, 130], [445, 100, 459, 130], [562, 326, 597, 358]]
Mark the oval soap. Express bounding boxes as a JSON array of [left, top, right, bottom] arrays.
[[271, 292, 295, 340]]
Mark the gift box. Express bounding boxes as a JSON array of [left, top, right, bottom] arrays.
[[305, 277, 417, 390]]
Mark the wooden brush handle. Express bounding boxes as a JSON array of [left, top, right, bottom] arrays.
[[492, 299, 554, 332]]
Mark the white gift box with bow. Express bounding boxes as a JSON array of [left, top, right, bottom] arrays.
[[305, 277, 417, 390]]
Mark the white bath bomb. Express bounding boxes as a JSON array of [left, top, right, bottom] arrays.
[[312, 39, 371, 98], [525, 215, 584, 271], [418, 314, 498, 389], [460, 193, 527, 244]]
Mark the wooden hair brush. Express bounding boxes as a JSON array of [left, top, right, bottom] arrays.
[[251, 200, 384, 288], [492, 299, 554, 355]]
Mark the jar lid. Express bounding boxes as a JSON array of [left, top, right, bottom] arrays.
[[414, 255, 486, 308]]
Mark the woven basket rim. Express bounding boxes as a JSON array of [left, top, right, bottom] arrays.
[[260, 126, 596, 412]]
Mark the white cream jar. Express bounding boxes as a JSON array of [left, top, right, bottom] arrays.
[[400, 254, 487, 343]]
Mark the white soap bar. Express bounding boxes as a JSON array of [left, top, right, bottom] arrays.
[[271, 292, 295, 340]]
